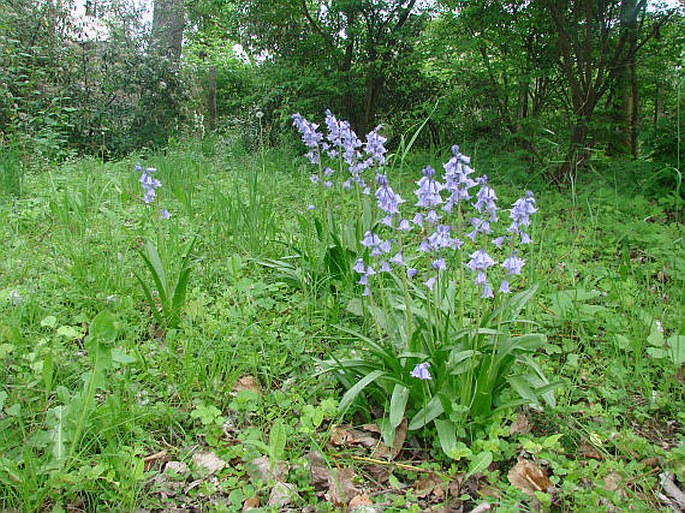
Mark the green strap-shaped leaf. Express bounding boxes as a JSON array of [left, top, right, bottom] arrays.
[[408, 395, 444, 431], [338, 370, 386, 414], [465, 451, 493, 480], [434, 418, 457, 458], [389, 384, 410, 429]]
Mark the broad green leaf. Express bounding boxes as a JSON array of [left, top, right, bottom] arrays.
[[613, 334, 632, 351], [389, 384, 409, 429], [269, 419, 287, 461], [542, 433, 564, 449], [338, 370, 385, 413], [41, 315, 57, 329], [434, 419, 458, 459], [408, 395, 444, 431], [667, 335, 685, 366], [508, 375, 538, 405], [56, 325, 81, 340], [465, 451, 493, 480], [447, 349, 477, 374], [47, 405, 67, 466], [43, 352, 54, 391], [647, 329, 664, 347], [88, 310, 118, 344], [111, 348, 137, 364], [646, 347, 667, 359]]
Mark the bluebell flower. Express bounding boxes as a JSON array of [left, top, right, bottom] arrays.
[[466, 249, 496, 274], [375, 174, 404, 215], [137, 164, 161, 204], [501, 251, 525, 275], [492, 236, 507, 249], [292, 113, 323, 149], [410, 362, 432, 380], [364, 125, 387, 167], [508, 190, 537, 243], [390, 252, 404, 266], [499, 279, 511, 294], [415, 166, 444, 210], [481, 284, 494, 299], [159, 208, 171, 220], [431, 258, 447, 271], [443, 145, 476, 212], [466, 249, 496, 297], [398, 219, 412, 231], [473, 175, 498, 219], [407, 268, 418, 279]]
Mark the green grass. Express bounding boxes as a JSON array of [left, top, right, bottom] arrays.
[[0, 137, 682, 512]]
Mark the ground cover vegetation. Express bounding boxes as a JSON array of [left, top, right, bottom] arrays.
[[0, 0, 684, 511]]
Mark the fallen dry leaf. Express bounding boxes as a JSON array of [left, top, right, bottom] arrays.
[[242, 496, 260, 511], [267, 481, 299, 508], [307, 451, 331, 491], [471, 503, 492, 513], [509, 411, 532, 436], [349, 493, 373, 508], [232, 375, 261, 394], [330, 425, 378, 449], [413, 474, 445, 499], [373, 418, 407, 461], [640, 456, 659, 468], [164, 461, 189, 475], [659, 471, 685, 511], [192, 451, 226, 475], [579, 441, 603, 460], [507, 458, 553, 495], [143, 450, 168, 471], [603, 471, 622, 492], [326, 467, 362, 508], [249, 456, 289, 484]]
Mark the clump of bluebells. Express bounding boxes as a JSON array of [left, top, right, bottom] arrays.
[[293, 112, 554, 455], [136, 163, 171, 220]]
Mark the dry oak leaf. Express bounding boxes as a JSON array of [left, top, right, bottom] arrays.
[[372, 418, 407, 461], [307, 451, 331, 491], [326, 467, 362, 508], [349, 493, 374, 508], [413, 473, 445, 499], [509, 411, 532, 436], [267, 481, 299, 508], [330, 425, 378, 449], [164, 460, 189, 475], [507, 458, 553, 495], [242, 496, 260, 511], [192, 451, 227, 475], [249, 455, 289, 484], [232, 375, 261, 394]]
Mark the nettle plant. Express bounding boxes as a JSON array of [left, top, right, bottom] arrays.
[[293, 112, 556, 458]]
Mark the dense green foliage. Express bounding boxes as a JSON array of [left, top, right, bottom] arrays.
[[0, 1, 684, 510], [0, 137, 683, 511], [1, 1, 682, 184]]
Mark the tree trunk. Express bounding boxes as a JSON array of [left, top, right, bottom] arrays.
[[608, 0, 639, 156], [151, 0, 185, 60], [654, 82, 663, 126], [207, 66, 216, 131]]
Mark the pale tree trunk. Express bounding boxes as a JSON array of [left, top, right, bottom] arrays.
[[151, 0, 185, 60], [207, 66, 217, 131]]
